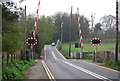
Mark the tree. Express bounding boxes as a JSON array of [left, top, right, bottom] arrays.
[[100, 15, 116, 31], [25, 15, 56, 58], [51, 12, 90, 43], [2, 3, 24, 63], [94, 23, 102, 32], [90, 23, 103, 38], [100, 15, 116, 39]]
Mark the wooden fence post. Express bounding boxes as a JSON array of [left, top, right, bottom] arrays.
[[7, 54, 9, 63]]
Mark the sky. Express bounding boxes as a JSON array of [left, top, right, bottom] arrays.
[[14, 0, 120, 24]]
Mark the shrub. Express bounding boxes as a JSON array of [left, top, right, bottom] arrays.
[[57, 41, 62, 50], [105, 60, 114, 66], [2, 59, 35, 80]]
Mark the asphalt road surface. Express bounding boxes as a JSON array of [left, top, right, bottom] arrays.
[[44, 45, 120, 81]]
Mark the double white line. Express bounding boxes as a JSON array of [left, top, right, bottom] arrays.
[[42, 60, 56, 81], [63, 60, 112, 81]]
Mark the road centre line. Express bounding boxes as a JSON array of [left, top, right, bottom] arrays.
[[51, 51, 57, 60], [62, 60, 112, 81]]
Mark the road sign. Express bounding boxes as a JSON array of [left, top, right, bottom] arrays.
[[26, 38, 38, 45], [91, 38, 101, 45]]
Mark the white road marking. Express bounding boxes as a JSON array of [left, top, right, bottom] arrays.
[[51, 51, 57, 60], [55, 46, 67, 60], [62, 60, 112, 81]]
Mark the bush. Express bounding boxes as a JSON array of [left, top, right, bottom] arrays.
[[57, 41, 62, 50], [105, 60, 114, 66], [2, 59, 35, 80]]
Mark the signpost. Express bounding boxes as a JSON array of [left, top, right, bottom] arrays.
[[91, 38, 101, 61]]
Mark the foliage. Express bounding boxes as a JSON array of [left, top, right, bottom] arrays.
[[37, 16, 56, 51], [2, 59, 35, 79], [57, 41, 62, 50], [26, 15, 56, 56], [2, 19, 24, 54], [103, 60, 120, 70], [51, 12, 90, 43], [100, 15, 116, 30], [2, 3, 24, 54], [2, 4, 19, 22], [94, 23, 102, 32]]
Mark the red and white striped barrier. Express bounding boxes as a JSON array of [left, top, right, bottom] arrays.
[[32, 0, 40, 39], [77, 8, 84, 52]]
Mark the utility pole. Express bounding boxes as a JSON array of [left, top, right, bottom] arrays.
[[69, 6, 73, 56], [24, 5, 27, 60], [61, 22, 63, 50], [115, 0, 118, 62]]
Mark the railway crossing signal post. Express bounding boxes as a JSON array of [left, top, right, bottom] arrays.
[[91, 38, 101, 61], [25, 0, 40, 59]]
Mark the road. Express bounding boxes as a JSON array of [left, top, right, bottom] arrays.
[[44, 45, 120, 81]]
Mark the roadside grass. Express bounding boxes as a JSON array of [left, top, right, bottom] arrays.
[[80, 54, 93, 60], [57, 43, 115, 59], [62, 43, 115, 52], [103, 60, 120, 70]]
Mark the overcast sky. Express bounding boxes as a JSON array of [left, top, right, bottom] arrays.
[[20, 0, 120, 24]]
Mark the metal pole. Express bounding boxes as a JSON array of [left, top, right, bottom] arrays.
[[69, 6, 72, 56], [115, 0, 118, 62]]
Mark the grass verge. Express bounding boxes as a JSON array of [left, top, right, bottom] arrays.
[[103, 60, 120, 70]]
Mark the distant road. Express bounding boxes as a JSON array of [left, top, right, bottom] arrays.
[[44, 45, 120, 81]]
